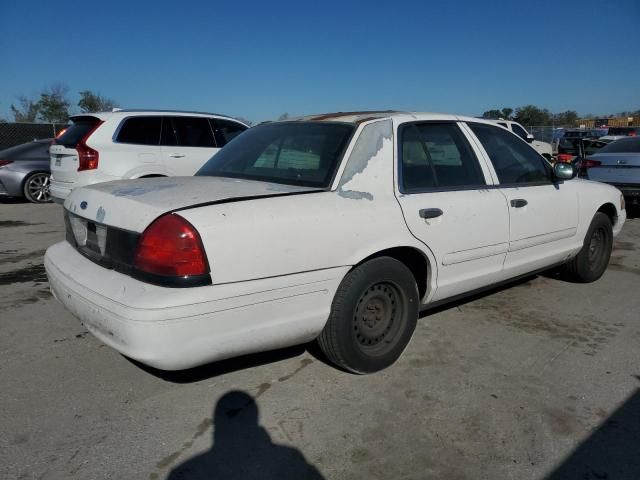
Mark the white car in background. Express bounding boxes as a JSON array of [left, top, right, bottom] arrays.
[[49, 110, 248, 203], [493, 119, 553, 160], [45, 111, 626, 373]]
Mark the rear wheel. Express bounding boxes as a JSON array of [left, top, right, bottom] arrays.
[[317, 257, 419, 373], [563, 212, 613, 282], [23, 172, 51, 203]]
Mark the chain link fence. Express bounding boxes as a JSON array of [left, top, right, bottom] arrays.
[[0, 123, 68, 151]]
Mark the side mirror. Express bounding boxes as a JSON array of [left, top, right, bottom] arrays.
[[553, 162, 576, 180], [526, 133, 535, 143]]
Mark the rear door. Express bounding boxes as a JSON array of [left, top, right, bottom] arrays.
[[395, 121, 510, 301], [467, 122, 579, 277], [162, 116, 218, 175], [49, 116, 101, 183]]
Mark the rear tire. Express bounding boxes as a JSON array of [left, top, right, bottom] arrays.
[[563, 212, 613, 282], [317, 257, 419, 374], [23, 172, 51, 203]]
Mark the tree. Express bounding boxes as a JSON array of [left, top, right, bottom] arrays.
[[38, 84, 70, 123], [78, 90, 118, 113], [553, 110, 578, 126], [514, 105, 551, 126], [278, 112, 289, 121], [11, 95, 40, 122], [236, 117, 253, 126], [481, 107, 513, 120]]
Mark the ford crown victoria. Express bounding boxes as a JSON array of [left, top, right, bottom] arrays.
[[45, 112, 626, 373]]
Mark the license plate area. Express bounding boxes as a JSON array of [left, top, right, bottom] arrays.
[[69, 215, 107, 256]]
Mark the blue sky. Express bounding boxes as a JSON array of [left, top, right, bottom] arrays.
[[1, 0, 639, 123]]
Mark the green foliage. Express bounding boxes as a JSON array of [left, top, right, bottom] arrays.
[[553, 110, 578, 125], [482, 107, 513, 120], [278, 112, 289, 121], [11, 95, 40, 122], [514, 105, 551, 126], [78, 90, 117, 113], [38, 84, 70, 123]]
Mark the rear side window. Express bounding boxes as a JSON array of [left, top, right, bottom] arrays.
[[116, 117, 161, 145], [56, 117, 100, 148], [469, 123, 549, 184], [400, 123, 486, 192], [212, 119, 247, 146], [172, 117, 216, 148]]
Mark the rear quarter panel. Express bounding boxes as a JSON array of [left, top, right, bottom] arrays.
[[179, 119, 435, 287]]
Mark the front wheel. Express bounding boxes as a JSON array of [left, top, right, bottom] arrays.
[[23, 172, 52, 203], [563, 212, 613, 282], [317, 257, 419, 374]]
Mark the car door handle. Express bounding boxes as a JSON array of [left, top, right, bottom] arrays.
[[510, 199, 528, 208], [419, 208, 443, 219], [168, 153, 185, 158]]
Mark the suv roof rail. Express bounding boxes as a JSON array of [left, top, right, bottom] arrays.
[[114, 108, 233, 118]]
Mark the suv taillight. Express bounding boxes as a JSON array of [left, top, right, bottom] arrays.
[[133, 214, 209, 279], [0, 160, 13, 167], [77, 121, 103, 171]]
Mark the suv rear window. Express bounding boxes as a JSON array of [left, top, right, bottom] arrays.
[[55, 116, 100, 148], [196, 122, 354, 188], [172, 117, 216, 147], [116, 117, 162, 145]]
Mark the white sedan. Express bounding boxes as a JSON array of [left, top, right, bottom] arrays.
[[45, 112, 626, 373]]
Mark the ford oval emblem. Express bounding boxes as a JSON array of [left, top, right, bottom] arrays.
[[80, 201, 88, 210]]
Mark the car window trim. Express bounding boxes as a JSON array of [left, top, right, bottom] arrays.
[[397, 120, 489, 195]]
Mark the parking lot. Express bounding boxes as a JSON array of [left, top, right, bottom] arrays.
[[1, 201, 639, 480]]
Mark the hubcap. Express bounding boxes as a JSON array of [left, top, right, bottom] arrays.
[[27, 174, 51, 202], [354, 283, 400, 348]]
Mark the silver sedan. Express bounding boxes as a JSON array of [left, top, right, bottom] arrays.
[[0, 139, 52, 203]]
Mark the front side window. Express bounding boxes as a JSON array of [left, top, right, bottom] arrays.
[[196, 122, 354, 188], [469, 123, 550, 184], [171, 117, 216, 148], [116, 117, 162, 145], [212, 119, 247, 146], [400, 123, 486, 192]]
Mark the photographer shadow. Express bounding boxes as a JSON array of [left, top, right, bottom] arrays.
[[168, 390, 325, 480]]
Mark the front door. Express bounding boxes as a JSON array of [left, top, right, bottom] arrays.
[[395, 122, 510, 302], [467, 122, 578, 278]]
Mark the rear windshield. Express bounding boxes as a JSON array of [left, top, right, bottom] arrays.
[[196, 122, 355, 188], [55, 117, 100, 148], [598, 137, 640, 153]]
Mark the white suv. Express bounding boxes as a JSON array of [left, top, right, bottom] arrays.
[[492, 120, 553, 160], [49, 110, 248, 202]]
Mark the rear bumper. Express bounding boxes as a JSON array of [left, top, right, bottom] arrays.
[[50, 180, 72, 202], [45, 241, 347, 370]]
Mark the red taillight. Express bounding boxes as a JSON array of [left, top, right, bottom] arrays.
[[0, 160, 13, 167], [557, 154, 574, 163], [133, 214, 209, 278], [77, 121, 103, 171], [629, 131, 636, 137], [582, 158, 601, 169]]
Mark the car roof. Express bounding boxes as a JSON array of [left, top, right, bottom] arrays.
[[290, 110, 483, 125], [70, 109, 247, 125]]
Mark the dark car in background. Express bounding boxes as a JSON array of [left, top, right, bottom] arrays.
[[581, 137, 640, 207], [0, 139, 52, 203]]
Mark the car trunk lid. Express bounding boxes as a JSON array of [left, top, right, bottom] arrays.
[[586, 153, 640, 185], [64, 176, 320, 232]]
